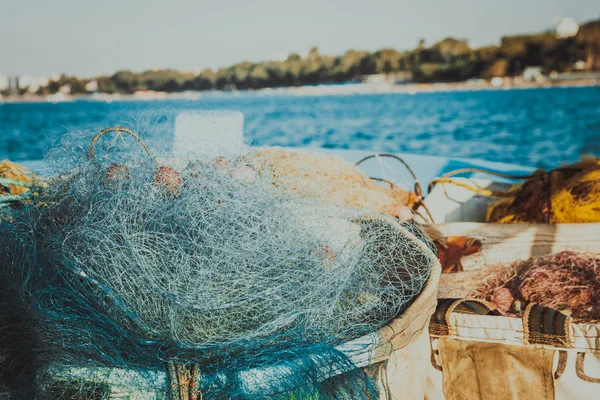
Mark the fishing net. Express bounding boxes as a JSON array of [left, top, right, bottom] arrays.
[[547, 159, 600, 223], [487, 158, 600, 223], [246, 148, 422, 220], [0, 160, 38, 211], [0, 128, 435, 399], [471, 251, 600, 323], [428, 158, 600, 223]]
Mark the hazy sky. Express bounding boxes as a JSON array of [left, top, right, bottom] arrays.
[[1, 0, 598, 77]]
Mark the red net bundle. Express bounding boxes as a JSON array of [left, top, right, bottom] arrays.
[[473, 251, 600, 323]]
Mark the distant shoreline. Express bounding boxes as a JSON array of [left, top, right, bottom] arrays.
[[2, 78, 599, 104]]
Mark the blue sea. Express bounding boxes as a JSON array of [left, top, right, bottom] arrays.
[[1, 86, 599, 169]]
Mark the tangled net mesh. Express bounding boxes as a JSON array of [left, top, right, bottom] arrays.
[[472, 251, 600, 323], [487, 158, 600, 223], [0, 128, 435, 399], [244, 148, 420, 219]]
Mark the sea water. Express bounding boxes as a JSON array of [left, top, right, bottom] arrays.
[[1, 86, 599, 169]]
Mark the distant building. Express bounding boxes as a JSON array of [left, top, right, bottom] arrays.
[[555, 17, 579, 39], [4, 76, 49, 95], [0, 74, 8, 91], [362, 74, 387, 84], [549, 71, 600, 81], [133, 90, 168, 99], [394, 71, 413, 84], [466, 78, 486, 86], [19, 76, 50, 92], [8, 77, 19, 89], [360, 72, 412, 85], [573, 60, 587, 71], [7, 76, 20, 94], [46, 92, 70, 103], [490, 77, 504, 87], [85, 79, 99, 92], [59, 84, 71, 94], [522, 66, 543, 82]]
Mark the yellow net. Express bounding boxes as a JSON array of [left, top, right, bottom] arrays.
[[0, 160, 41, 211], [550, 160, 600, 223], [428, 158, 600, 224], [0, 160, 34, 197], [488, 158, 600, 223]]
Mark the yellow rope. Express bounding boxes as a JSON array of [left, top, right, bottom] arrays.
[[0, 160, 41, 207], [89, 126, 157, 164], [428, 177, 516, 198]]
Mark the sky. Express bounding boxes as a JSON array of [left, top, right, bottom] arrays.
[[1, 0, 598, 77]]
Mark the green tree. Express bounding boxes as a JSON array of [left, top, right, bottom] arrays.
[[111, 70, 139, 93], [32, 17, 600, 93]]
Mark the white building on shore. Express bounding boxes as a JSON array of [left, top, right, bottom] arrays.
[[18, 76, 50, 93], [523, 66, 544, 82], [85, 79, 99, 92], [0, 74, 8, 91]]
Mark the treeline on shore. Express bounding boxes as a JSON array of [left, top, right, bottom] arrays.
[[21, 19, 600, 95]]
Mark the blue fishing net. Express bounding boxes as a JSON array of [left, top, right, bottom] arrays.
[[0, 129, 434, 399]]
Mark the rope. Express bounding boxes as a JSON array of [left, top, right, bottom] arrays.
[[0, 192, 33, 205], [0, 176, 36, 207], [427, 166, 538, 196], [89, 126, 158, 164], [0, 178, 33, 189], [355, 153, 422, 197], [433, 167, 535, 181], [427, 177, 516, 198], [355, 153, 434, 222], [167, 362, 202, 400]]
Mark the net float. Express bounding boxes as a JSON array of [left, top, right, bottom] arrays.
[[154, 166, 182, 196]]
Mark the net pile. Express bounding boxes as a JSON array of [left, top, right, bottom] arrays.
[[246, 147, 420, 219], [0, 160, 38, 210], [487, 158, 600, 223], [427, 158, 600, 224], [0, 130, 434, 399], [472, 251, 600, 323]]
